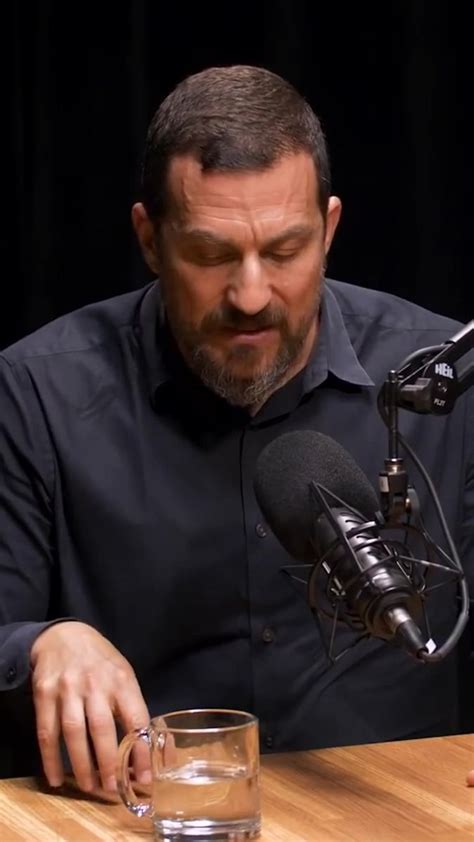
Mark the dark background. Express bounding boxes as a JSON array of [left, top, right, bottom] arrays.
[[4, 2, 474, 730], [6, 2, 473, 350]]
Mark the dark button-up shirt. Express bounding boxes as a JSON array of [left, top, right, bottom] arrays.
[[0, 277, 473, 777]]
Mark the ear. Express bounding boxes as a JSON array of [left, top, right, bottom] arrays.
[[131, 203, 161, 275], [324, 196, 342, 255]]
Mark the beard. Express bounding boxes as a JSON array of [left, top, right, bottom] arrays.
[[162, 287, 322, 408]]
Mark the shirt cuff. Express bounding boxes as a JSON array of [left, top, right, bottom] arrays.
[[0, 619, 78, 691]]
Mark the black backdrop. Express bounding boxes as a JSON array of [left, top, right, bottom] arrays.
[[6, 2, 473, 349], [4, 3, 474, 728]]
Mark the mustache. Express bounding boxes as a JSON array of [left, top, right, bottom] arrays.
[[200, 304, 287, 333]]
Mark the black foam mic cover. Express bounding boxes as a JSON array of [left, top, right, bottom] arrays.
[[254, 429, 380, 561]]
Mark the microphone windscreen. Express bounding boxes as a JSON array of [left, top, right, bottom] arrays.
[[254, 429, 379, 561]]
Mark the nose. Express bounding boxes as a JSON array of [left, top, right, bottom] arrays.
[[226, 255, 272, 315]]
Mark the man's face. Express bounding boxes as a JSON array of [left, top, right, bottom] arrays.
[[133, 152, 341, 407]]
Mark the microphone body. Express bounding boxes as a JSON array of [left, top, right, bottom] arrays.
[[307, 502, 428, 657]]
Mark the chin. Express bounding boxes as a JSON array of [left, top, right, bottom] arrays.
[[225, 346, 273, 368], [226, 360, 272, 380], [193, 343, 279, 384]]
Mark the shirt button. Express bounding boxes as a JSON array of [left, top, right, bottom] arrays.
[[255, 522, 268, 538], [265, 735, 274, 749], [262, 626, 275, 643], [5, 666, 17, 684]]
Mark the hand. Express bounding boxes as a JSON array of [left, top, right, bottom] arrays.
[[30, 622, 150, 793]]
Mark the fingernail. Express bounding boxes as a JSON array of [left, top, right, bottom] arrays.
[[82, 780, 94, 792], [137, 770, 152, 785], [105, 776, 117, 792], [48, 777, 62, 788]]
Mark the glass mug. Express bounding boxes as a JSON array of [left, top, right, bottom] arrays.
[[117, 708, 261, 840]]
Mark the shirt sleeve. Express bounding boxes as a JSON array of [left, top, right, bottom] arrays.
[[0, 356, 74, 690], [459, 391, 474, 593]]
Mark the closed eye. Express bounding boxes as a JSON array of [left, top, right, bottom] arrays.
[[263, 236, 311, 263], [264, 251, 300, 263], [189, 252, 238, 266]]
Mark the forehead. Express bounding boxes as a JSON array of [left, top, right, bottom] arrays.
[[165, 152, 320, 227]]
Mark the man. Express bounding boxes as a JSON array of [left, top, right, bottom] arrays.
[[0, 65, 472, 793]]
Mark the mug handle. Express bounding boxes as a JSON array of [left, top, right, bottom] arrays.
[[116, 726, 156, 818]]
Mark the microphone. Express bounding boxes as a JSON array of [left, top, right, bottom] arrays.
[[254, 430, 438, 661]]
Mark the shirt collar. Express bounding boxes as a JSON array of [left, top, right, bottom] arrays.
[[138, 282, 169, 396], [303, 279, 374, 392], [137, 277, 374, 408]]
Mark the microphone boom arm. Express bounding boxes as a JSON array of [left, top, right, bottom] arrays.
[[375, 320, 473, 662], [390, 319, 474, 416]]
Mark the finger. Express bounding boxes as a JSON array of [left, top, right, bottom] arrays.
[[163, 731, 178, 767], [33, 680, 64, 787], [61, 695, 98, 792], [130, 737, 153, 786], [85, 695, 119, 791], [467, 769, 474, 786], [115, 681, 151, 785]]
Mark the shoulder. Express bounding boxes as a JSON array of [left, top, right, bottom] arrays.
[[0, 285, 152, 367], [324, 278, 469, 388], [326, 278, 463, 339]]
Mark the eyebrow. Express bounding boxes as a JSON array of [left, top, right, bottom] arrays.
[[177, 223, 316, 250]]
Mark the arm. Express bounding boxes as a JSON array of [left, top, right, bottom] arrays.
[[0, 355, 64, 681], [0, 357, 149, 790], [459, 393, 474, 784]]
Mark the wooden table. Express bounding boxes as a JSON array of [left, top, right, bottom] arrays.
[[0, 734, 472, 841]]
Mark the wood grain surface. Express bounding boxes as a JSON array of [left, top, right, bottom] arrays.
[[0, 734, 472, 841]]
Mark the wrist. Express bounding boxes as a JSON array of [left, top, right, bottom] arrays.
[[29, 619, 81, 667]]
